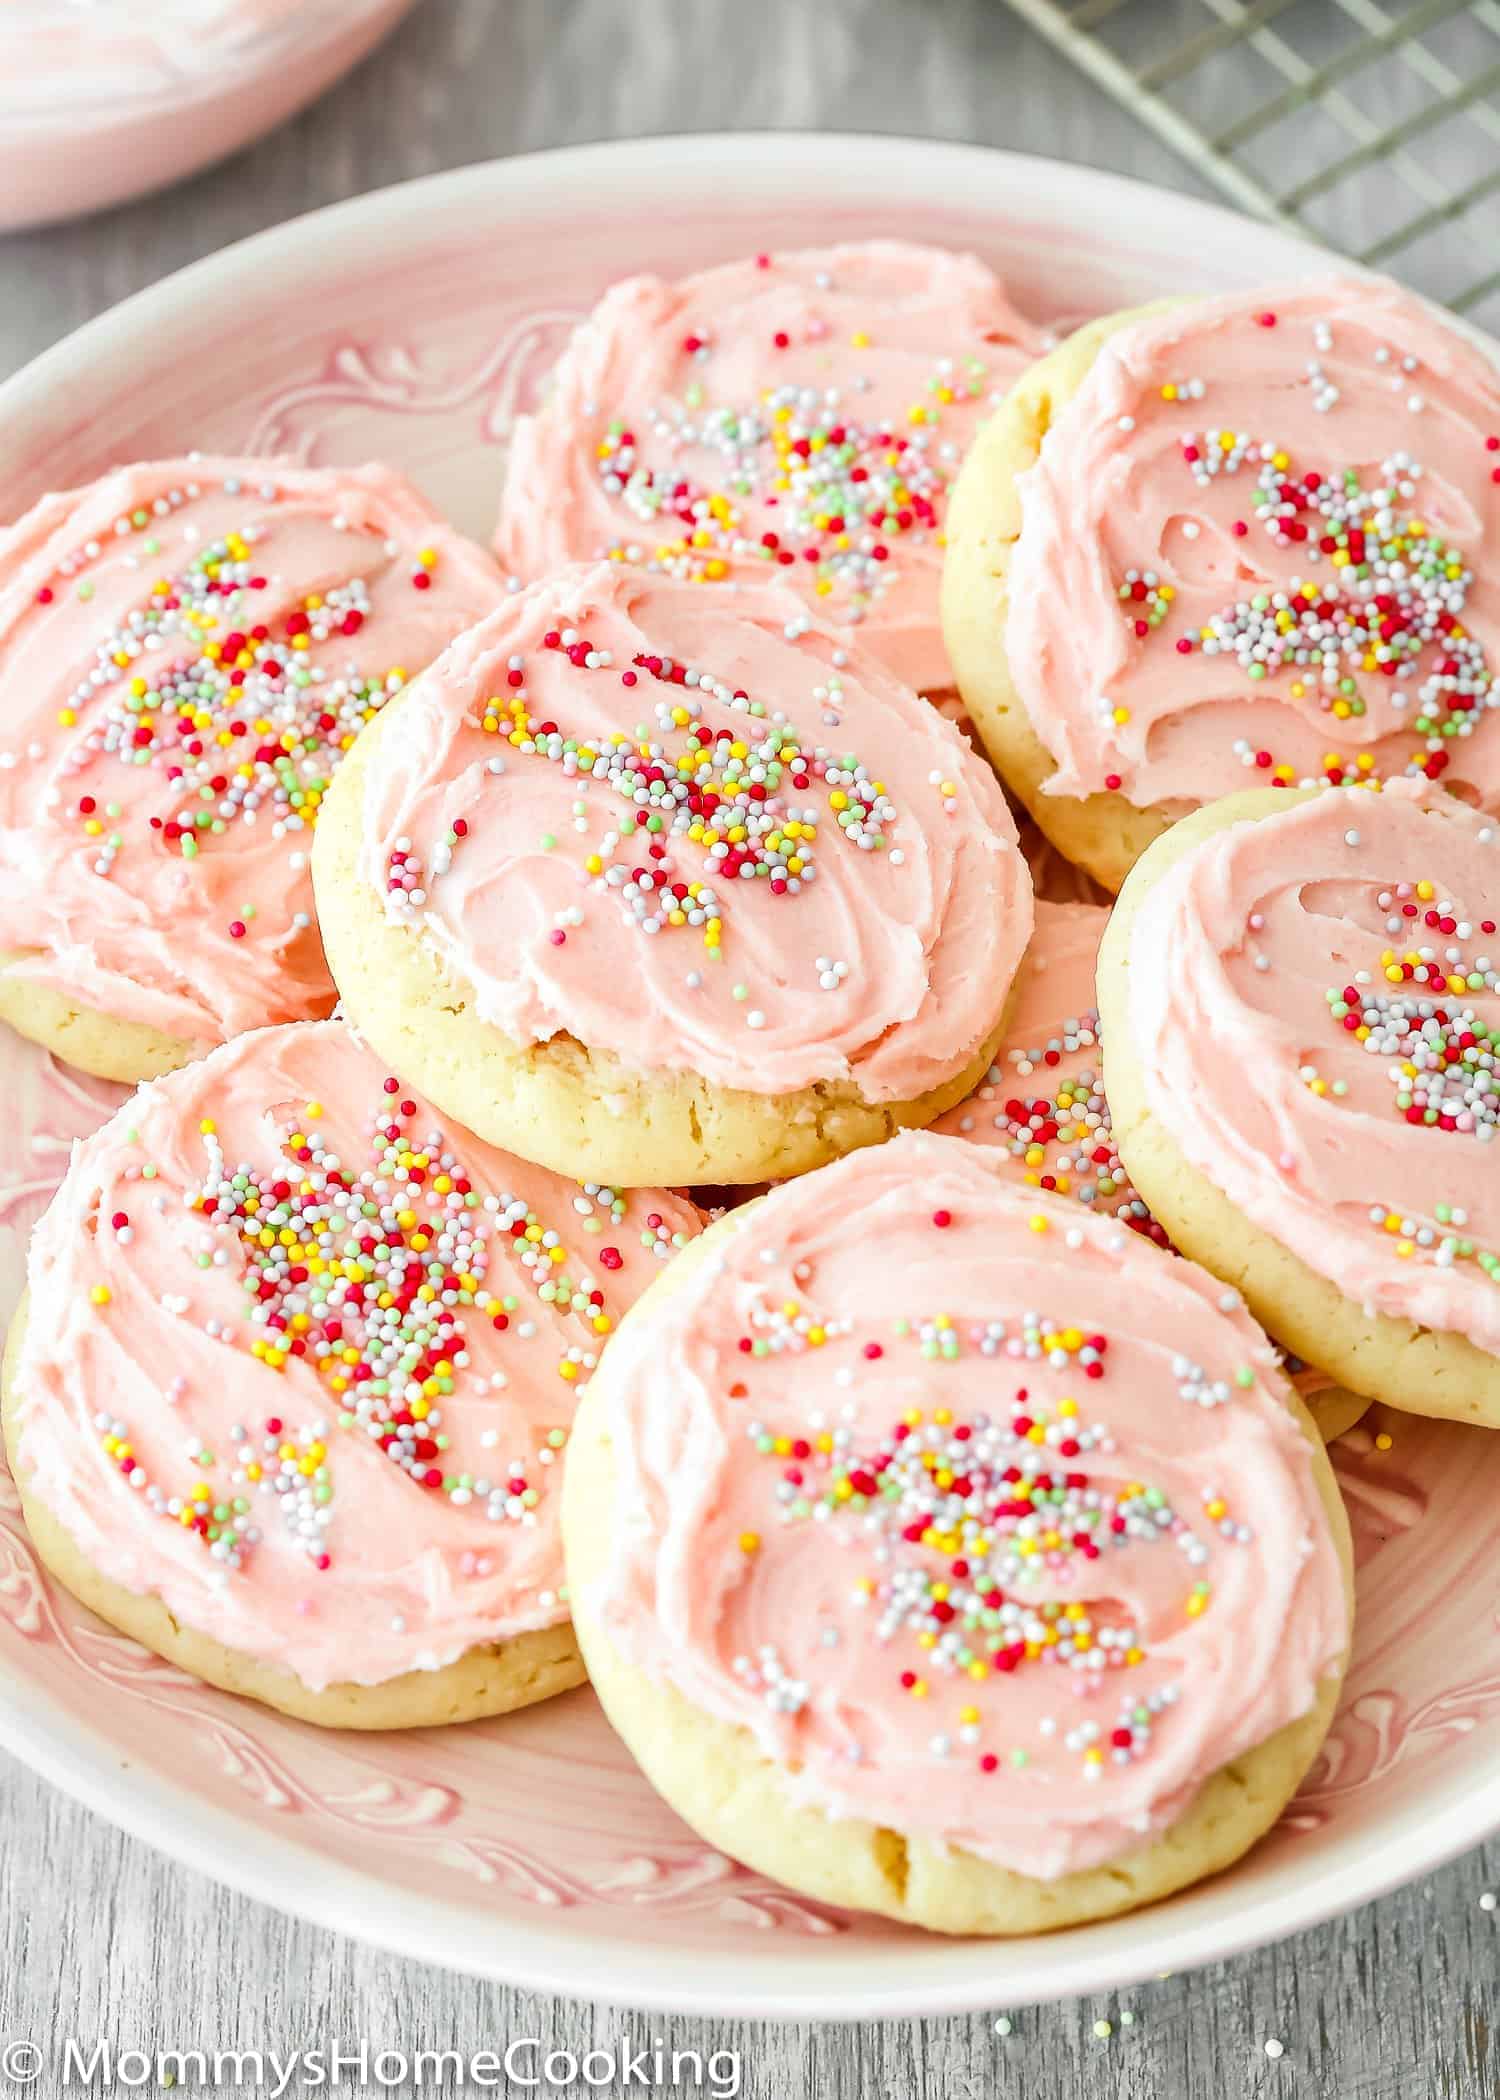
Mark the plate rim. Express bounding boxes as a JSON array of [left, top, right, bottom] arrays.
[[0, 128, 1491, 2020], [5, 1628, 1498, 2019], [0, 130, 1332, 446]]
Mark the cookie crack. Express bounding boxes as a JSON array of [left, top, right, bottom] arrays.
[[872, 1827, 910, 1904]]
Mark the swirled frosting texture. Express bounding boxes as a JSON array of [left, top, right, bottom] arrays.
[[495, 242, 1044, 694], [592, 1132, 1345, 1880], [0, 457, 501, 1045], [355, 563, 1031, 1098], [1126, 781, 1500, 1353], [12, 1020, 700, 1690], [1007, 278, 1500, 814]]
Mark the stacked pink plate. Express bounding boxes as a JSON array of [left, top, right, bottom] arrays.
[[0, 0, 413, 231]]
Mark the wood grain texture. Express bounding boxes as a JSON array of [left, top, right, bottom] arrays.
[[2, 2, 1498, 2093]]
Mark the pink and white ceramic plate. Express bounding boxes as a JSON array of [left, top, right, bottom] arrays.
[[0, 0, 415, 233], [0, 136, 1495, 2018]]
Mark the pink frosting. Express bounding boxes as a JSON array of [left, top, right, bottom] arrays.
[[357, 563, 1032, 1098], [1126, 780, 1500, 1354], [1007, 277, 1500, 814], [495, 242, 1045, 694], [592, 1131, 1346, 1881], [11, 1019, 701, 1692], [0, 457, 502, 1046]]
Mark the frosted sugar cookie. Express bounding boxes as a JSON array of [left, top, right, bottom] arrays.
[[2, 1019, 700, 1727], [1099, 780, 1500, 1423], [943, 277, 1500, 890], [563, 1132, 1352, 1934], [314, 563, 1032, 1187], [932, 898, 1368, 1442], [495, 242, 1044, 696], [0, 458, 501, 1080]]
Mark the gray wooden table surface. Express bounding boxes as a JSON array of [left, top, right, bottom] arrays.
[[1, 3, 1496, 2095]]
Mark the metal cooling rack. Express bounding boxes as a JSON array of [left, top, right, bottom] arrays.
[[1005, 0, 1500, 326]]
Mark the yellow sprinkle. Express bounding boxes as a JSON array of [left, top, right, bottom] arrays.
[[89, 1284, 111, 1306]]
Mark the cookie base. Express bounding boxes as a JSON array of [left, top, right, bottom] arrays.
[[0, 950, 200, 1084], [1305, 1383, 1369, 1445]]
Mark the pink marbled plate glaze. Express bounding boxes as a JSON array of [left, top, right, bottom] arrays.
[[1, 137, 1497, 2018]]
